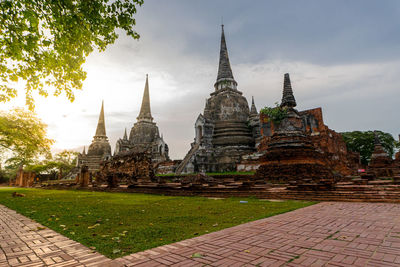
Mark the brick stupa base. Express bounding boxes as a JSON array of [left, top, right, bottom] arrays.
[[255, 74, 335, 187], [256, 132, 334, 185]]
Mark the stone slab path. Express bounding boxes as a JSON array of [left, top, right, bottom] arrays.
[[1, 202, 400, 266]]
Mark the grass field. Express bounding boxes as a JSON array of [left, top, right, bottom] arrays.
[[0, 188, 315, 258]]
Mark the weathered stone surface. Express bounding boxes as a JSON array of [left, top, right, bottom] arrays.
[[396, 135, 400, 165], [177, 26, 259, 173], [280, 73, 296, 108], [156, 160, 181, 174], [12, 166, 35, 187], [114, 75, 169, 164], [367, 132, 396, 177], [256, 73, 335, 185], [77, 101, 112, 173], [300, 108, 361, 175], [78, 165, 90, 187], [395, 151, 400, 170], [98, 150, 154, 187], [259, 107, 360, 176]]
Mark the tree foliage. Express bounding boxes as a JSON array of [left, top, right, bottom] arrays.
[[26, 150, 78, 179], [0, 0, 144, 109], [260, 102, 288, 124], [0, 108, 53, 167], [341, 130, 399, 165]]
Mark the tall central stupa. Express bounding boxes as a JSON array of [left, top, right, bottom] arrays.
[[176, 25, 259, 173], [114, 75, 169, 163]]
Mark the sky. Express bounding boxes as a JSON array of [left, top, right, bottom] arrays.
[[3, 0, 400, 160]]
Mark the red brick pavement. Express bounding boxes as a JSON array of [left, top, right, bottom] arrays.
[[0, 205, 112, 266], [2, 202, 400, 266], [114, 202, 400, 267]]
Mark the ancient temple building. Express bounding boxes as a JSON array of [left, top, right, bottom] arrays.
[[249, 96, 262, 145], [395, 136, 400, 168], [255, 73, 335, 184], [176, 26, 260, 174], [256, 79, 360, 176], [77, 101, 112, 172], [367, 132, 396, 177], [114, 75, 169, 163]]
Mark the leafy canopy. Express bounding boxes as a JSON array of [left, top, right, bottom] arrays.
[[341, 130, 399, 165], [0, 0, 144, 110], [0, 108, 53, 167], [260, 102, 288, 124], [26, 150, 79, 179]]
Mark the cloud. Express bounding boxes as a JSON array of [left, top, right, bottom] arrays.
[[2, 0, 400, 159]]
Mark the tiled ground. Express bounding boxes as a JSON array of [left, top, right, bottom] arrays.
[[114, 202, 400, 267], [0, 205, 112, 266], [1, 202, 400, 266]]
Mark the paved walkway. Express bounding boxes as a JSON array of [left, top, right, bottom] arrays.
[[0, 205, 112, 266], [1, 202, 400, 266], [115, 202, 400, 267]]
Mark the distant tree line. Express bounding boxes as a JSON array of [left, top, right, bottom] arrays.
[[341, 131, 400, 166]]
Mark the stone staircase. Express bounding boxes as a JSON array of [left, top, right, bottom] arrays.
[[175, 143, 200, 174], [85, 156, 103, 172]]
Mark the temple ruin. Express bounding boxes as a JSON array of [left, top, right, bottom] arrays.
[[114, 75, 169, 163], [255, 76, 360, 177], [77, 101, 112, 173], [367, 132, 397, 177], [98, 150, 155, 188], [255, 73, 335, 186], [176, 25, 260, 174]]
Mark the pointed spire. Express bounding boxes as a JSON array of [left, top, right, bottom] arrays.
[[94, 100, 107, 137], [280, 73, 297, 108], [215, 25, 237, 90], [374, 131, 381, 146], [250, 96, 258, 115], [123, 128, 128, 140], [82, 146, 86, 155], [371, 130, 389, 158], [137, 74, 153, 122]]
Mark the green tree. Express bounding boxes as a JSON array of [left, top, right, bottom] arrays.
[[26, 150, 79, 180], [341, 131, 398, 165], [0, 108, 53, 169], [260, 102, 288, 124], [0, 0, 144, 109]]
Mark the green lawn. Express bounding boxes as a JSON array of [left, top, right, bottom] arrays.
[[0, 188, 315, 258]]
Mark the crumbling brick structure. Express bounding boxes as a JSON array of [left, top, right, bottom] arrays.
[[259, 102, 360, 176], [394, 135, 400, 171], [156, 160, 181, 175], [255, 73, 335, 186], [367, 132, 397, 177], [14, 167, 35, 187], [395, 151, 400, 167], [98, 150, 154, 187], [78, 165, 90, 187]]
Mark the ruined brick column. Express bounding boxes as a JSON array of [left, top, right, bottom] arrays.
[[79, 165, 90, 187], [16, 166, 24, 186], [255, 73, 335, 186], [368, 132, 395, 177]]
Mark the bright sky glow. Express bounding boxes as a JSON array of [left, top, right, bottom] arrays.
[[2, 0, 400, 159]]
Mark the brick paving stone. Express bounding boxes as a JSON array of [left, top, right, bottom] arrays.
[[3, 202, 400, 266], [115, 202, 400, 266], [0, 204, 112, 266]]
